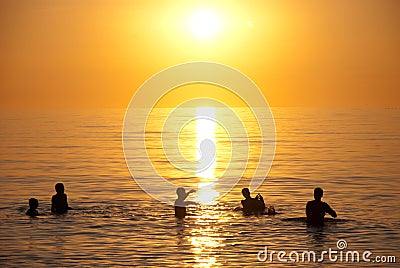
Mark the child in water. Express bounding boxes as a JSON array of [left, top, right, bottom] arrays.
[[51, 183, 72, 214], [174, 187, 196, 219], [26, 198, 39, 217]]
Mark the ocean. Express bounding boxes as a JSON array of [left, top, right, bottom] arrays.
[[0, 107, 399, 267]]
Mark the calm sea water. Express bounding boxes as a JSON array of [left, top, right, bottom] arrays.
[[0, 107, 399, 267]]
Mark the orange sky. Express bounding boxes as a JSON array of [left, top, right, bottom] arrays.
[[0, 0, 399, 109]]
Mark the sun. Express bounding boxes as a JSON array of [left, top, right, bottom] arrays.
[[189, 10, 221, 39]]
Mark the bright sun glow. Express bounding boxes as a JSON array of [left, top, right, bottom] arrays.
[[189, 10, 221, 39]]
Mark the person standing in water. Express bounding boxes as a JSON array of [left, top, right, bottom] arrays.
[[51, 183, 72, 214], [174, 187, 196, 219], [306, 187, 337, 226]]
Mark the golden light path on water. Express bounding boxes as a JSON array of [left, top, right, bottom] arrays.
[[191, 107, 225, 267], [195, 107, 219, 205]]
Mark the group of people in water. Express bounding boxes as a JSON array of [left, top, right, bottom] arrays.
[[26, 182, 72, 216], [27, 182, 336, 227], [174, 186, 337, 226]]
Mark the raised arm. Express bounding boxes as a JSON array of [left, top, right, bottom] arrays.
[[257, 194, 266, 210], [183, 189, 196, 200]]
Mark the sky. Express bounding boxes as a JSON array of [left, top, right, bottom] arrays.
[[0, 0, 399, 109]]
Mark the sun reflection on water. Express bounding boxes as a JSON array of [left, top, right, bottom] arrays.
[[189, 205, 228, 267], [195, 107, 220, 205], [191, 107, 226, 267]]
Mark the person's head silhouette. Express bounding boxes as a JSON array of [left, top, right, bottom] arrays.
[[55, 183, 65, 194], [176, 187, 186, 200], [314, 187, 323, 201], [242, 188, 251, 199], [29, 198, 38, 209]]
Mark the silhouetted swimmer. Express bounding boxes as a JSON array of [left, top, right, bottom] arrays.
[[174, 187, 196, 219], [306, 187, 337, 226], [241, 188, 266, 214], [26, 198, 39, 217], [51, 183, 72, 214]]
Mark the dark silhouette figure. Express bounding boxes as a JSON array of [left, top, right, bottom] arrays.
[[241, 188, 266, 214], [51, 183, 71, 214], [306, 187, 337, 226], [26, 198, 39, 217], [174, 187, 196, 219]]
